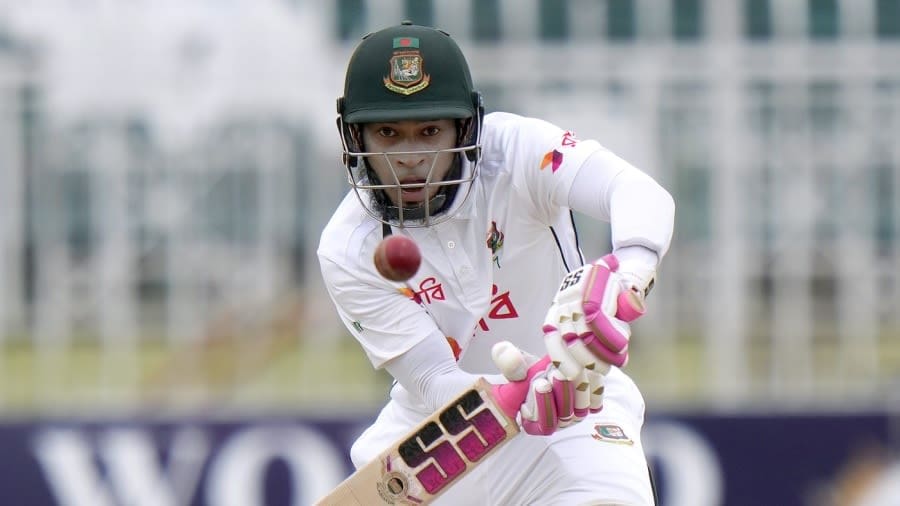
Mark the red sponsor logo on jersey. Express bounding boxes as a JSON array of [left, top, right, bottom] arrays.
[[416, 277, 445, 304], [561, 130, 578, 147], [540, 131, 579, 173], [477, 284, 519, 331], [398, 287, 420, 303], [399, 277, 446, 305], [540, 149, 563, 172]]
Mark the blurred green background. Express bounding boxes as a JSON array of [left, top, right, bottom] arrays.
[[0, 0, 898, 418]]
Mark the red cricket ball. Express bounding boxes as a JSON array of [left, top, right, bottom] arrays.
[[373, 235, 422, 282]]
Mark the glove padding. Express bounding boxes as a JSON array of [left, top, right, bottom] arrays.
[[489, 342, 602, 435], [543, 254, 647, 381]]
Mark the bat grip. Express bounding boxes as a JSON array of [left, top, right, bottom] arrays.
[[490, 355, 551, 419]]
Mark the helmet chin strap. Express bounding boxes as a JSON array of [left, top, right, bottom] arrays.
[[383, 193, 447, 222]]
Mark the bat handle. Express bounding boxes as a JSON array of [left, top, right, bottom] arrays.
[[490, 355, 552, 420]]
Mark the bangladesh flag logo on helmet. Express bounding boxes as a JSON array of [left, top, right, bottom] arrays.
[[383, 36, 430, 95]]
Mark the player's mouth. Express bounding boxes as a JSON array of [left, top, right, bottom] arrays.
[[399, 178, 429, 203]]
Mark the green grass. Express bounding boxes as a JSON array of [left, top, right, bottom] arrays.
[[0, 334, 393, 416], [0, 329, 897, 416]]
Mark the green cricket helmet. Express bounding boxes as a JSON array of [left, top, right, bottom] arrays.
[[336, 21, 484, 228]]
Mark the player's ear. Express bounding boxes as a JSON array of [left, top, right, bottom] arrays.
[[460, 91, 484, 162], [337, 96, 362, 168]]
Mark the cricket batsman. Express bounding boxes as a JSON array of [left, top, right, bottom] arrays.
[[318, 21, 675, 505]]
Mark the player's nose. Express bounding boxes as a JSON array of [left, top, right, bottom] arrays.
[[390, 149, 427, 169]]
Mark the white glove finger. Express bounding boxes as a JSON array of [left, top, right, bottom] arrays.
[[490, 350, 552, 420], [519, 376, 543, 420], [551, 312, 630, 371], [586, 367, 605, 413], [545, 299, 582, 329], [571, 368, 591, 420], [549, 368, 575, 423], [555, 308, 625, 370], [520, 377, 558, 436], [491, 340, 530, 381], [544, 326, 583, 380], [564, 336, 605, 371], [568, 304, 592, 337]]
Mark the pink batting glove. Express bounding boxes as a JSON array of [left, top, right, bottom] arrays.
[[543, 254, 647, 381], [489, 342, 576, 436]]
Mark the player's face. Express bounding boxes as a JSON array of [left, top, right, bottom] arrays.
[[361, 119, 458, 207]]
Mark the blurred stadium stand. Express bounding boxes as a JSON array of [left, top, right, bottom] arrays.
[[0, 0, 898, 419]]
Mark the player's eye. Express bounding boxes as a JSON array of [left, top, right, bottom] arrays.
[[377, 126, 397, 137], [422, 126, 440, 136]]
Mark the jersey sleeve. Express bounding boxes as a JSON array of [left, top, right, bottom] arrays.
[[569, 149, 676, 260], [318, 229, 442, 369], [482, 112, 605, 225], [483, 112, 674, 261]]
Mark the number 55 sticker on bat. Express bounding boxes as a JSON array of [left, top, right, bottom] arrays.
[[314, 371, 538, 505]]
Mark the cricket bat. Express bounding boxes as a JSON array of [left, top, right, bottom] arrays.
[[314, 358, 543, 506]]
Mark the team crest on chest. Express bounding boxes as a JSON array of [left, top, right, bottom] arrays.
[[591, 424, 634, 445], [384, 37, 430, 95], [486, 221, 505, 268]]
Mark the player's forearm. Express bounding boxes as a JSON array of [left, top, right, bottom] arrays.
[[568, 149, 675, 261], [384, 334, 486, 412], [608, 172, 675, 261]]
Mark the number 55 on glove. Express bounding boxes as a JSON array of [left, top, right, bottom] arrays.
[[544, 254, 647, 380]]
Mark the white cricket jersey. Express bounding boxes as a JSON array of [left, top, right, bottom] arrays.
[[318, 111, 668, 504], [318, 112, 599, 370]]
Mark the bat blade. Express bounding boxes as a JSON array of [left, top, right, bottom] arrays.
[[315, 378, 520, 505]]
